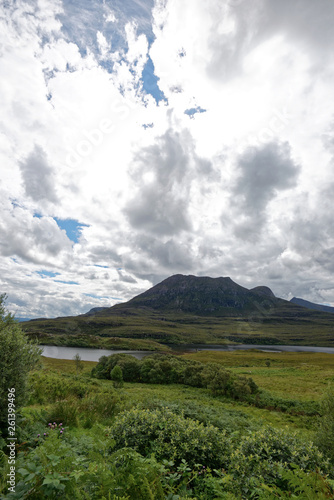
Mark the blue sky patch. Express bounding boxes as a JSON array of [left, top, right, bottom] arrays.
[[36, 270, 60, 278], [141, 56, 167, 103], [184, 106, 207, 118], [54, 218, 89, 243]]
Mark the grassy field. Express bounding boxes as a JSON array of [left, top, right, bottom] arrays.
[[181, 350, 334, 401], [41, 351, 332, 438], [5, 351, 332, 498]]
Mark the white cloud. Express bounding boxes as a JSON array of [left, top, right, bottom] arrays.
[[1, 0, 334, 318]]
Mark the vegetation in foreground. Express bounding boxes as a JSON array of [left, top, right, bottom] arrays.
[[0, 352, 334, 497], [1, 293, 334, 498]]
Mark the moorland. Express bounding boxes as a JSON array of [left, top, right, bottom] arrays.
[[2, 276, 334, 498], [1, 349, 334, 498]]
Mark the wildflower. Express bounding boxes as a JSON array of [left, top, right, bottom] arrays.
[[44, 433, 46, 436], [37, 434, 40, 438]]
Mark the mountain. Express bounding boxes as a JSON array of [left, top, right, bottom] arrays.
[[84, 307, 110, 316], [106, 274, 279, 316], [290, 297, 334, 314], [22, 274, 334, 348]]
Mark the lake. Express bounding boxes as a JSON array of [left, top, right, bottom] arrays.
[[39, 343, 334, 362]]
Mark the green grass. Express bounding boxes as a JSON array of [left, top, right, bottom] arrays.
[[41, 356, 97, 374], [5, 351, 333, 499], [36, 355, 318, 439], [181, 350, 334, 401]]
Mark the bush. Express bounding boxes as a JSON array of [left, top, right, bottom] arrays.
[[92, 353, 259, 402], [6, 427, 164, 499], [110, 407, 231, 469], [92, 354, 141, 382], [110, 365, 124, 388], [28, 372, 90, 404], [228, 426, 332, 496], [208, 368, 257, 400], [315, 385, 334, 462]]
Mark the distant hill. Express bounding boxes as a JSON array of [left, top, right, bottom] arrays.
[[22, 274, 334, 348], [84, 307, 110, 316], [290, 297, 334, 314]]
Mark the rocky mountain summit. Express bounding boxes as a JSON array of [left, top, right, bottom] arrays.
[[110, 274, 279, 316]]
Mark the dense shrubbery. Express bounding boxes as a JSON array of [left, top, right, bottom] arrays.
[[2, 353, 334, 499], [110, 407, 231, 469], [316, 385, 334, 462], [109, 407, 333, 498], [92, 353, 322, 415], [4, 428, 165, 499], [3, 404, 333, 499], [229, 427, 332, 496], [28, 372, 95, 403], [92, 353, 258, 402]]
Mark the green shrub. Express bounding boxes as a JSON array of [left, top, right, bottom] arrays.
[[110, 407, 231, 469], [92, 353, 259, 403], [256, 466, 334, 499], [5, 427, 163, 499], [110, 365, 124, 388], [315, 385, 334, 462], [28, 372, 89, 404], [46, 398, 79, 428], [0, 294, 41, 435], [208, 368, 257, 400], [92, 354, 141, 382], [228, 427, 332, 496]]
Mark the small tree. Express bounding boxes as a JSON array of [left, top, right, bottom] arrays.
[[0, 294, 42, 436], [73, 353, 83, 375], [110, 365, 124, 388]]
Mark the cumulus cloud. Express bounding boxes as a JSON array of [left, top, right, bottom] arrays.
[[230, 142, 300, 239], [19, 145, 58, 203], [125, 128, 213, 236], [2, 0, 334, 317]]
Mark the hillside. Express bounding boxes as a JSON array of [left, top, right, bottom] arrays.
[[112, 274, 278, 315], [22, 274, 334, 348], [290, 297, 334, 314]]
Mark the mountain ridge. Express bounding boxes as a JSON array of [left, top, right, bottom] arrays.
[[21, 273, 334, 348], [96, 274, 279, 317], [290, 297, 334, 314]]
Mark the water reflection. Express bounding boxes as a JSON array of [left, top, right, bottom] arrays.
[[39, 343, 334, 362]]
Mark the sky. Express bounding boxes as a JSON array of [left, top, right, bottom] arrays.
[[1, 0, 334, 319]]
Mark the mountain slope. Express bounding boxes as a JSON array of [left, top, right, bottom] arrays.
[[290, 297, 334, 314], [22, 274, 334, 348], [111, 274, 278, 316]]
